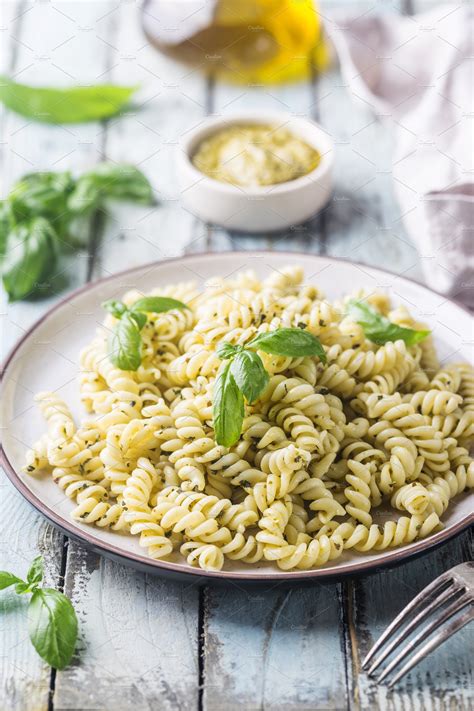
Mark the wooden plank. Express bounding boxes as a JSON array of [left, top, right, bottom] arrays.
[[200, 37, 344, 711], [55, 541, 200, 711], [88, 1, 210, 277], [0, 7, 57, 710], [203, 583, 349, 711], [349, 531, 473, 710], [54, 3, 204, 709], [1, 2, 114, 708]]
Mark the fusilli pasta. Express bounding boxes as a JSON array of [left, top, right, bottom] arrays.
[[25, 267, 473, 572]]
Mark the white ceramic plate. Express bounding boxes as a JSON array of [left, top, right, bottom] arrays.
[[1, 252, 473, 582]]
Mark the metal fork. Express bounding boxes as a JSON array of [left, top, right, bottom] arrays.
[[362, 561, 474, 686]]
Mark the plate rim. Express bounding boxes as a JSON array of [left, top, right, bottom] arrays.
[[1, 251, 473, 582]]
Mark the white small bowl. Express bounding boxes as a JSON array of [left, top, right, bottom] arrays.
[[177, 111, 333, 233]]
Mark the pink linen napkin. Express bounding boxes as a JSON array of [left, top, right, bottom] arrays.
[[326, 4, 474, 307]]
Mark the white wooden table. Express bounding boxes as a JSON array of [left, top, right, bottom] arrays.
[[1, 2, 472, 709]]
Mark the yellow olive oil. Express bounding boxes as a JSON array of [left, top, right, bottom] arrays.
[[142, 0, 328, 83]]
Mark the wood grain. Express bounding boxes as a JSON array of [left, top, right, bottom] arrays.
[[54, 541, 200, 711], [203, 583, 349, 711], [88, 0, 209, 278], [349, 531, 473, 710]]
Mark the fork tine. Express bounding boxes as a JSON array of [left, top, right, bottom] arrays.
[[361, 575, 451, 670], [388, 604, 474, 687], [366, 584, 459, 676], [378, 593, 472, 683]]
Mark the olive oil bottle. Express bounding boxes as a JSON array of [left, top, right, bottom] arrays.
[[142, 0, 328, 83]]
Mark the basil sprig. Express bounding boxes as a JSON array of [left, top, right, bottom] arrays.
[[0, 556, 78, 670], [347, 300, 430, 346], [1, 165, 154, 301], [67, 164, 154, 213], [103, 296, 188, 371], [213, 328, 326, 447], [0, 75, 137, 123], [2, 218, 59, 301]]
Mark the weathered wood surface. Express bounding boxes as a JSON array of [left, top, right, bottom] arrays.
[[0, 1, 472, 710]]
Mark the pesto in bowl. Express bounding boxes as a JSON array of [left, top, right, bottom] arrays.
[[192, 123, 321, 187]]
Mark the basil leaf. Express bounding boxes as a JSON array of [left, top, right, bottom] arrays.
[[131, 296, 188, 313], [248, 328, 327, 362], [216, 342, 240, 360], [213, 360, 245, 447], [28, 589, 78, 669], [102, 299, 128, 319], [347, 300, 430, 346], [27, 556, 43, 586], [0, 571, 23, 590], [68, 164, 153, 212], [0, 75, 137, 124], [9, 171, 75, 223], [2, 218, 58, 301], [108, 312, 142, 371], [0, 201, 14, 258], [129, 311, 147, 330], [230, 350, 269, 404], [15, 581, 32, 594]]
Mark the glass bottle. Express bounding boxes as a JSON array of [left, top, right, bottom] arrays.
[[141, 0, 328, 83]]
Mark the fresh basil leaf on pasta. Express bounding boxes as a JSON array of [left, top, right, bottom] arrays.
[[28, 589, 78, 669], [347, 300, 430, 346], [102, 299, 128, 319], [0, 571, 23, 590], [230, 350, 269, 404], [248, 327, 327, 361], [129, 310, 147, 330], [104, 296, 188, 370], [26, 556, 44, 586], [2, 218, 58, 301], [108, 312, 142, 371], [213, 360, 245, 447], [131, 296, 188, 313], [68, 164, 153, 212], [0, 75, 137, 124], [216, 342, 240, 360]]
